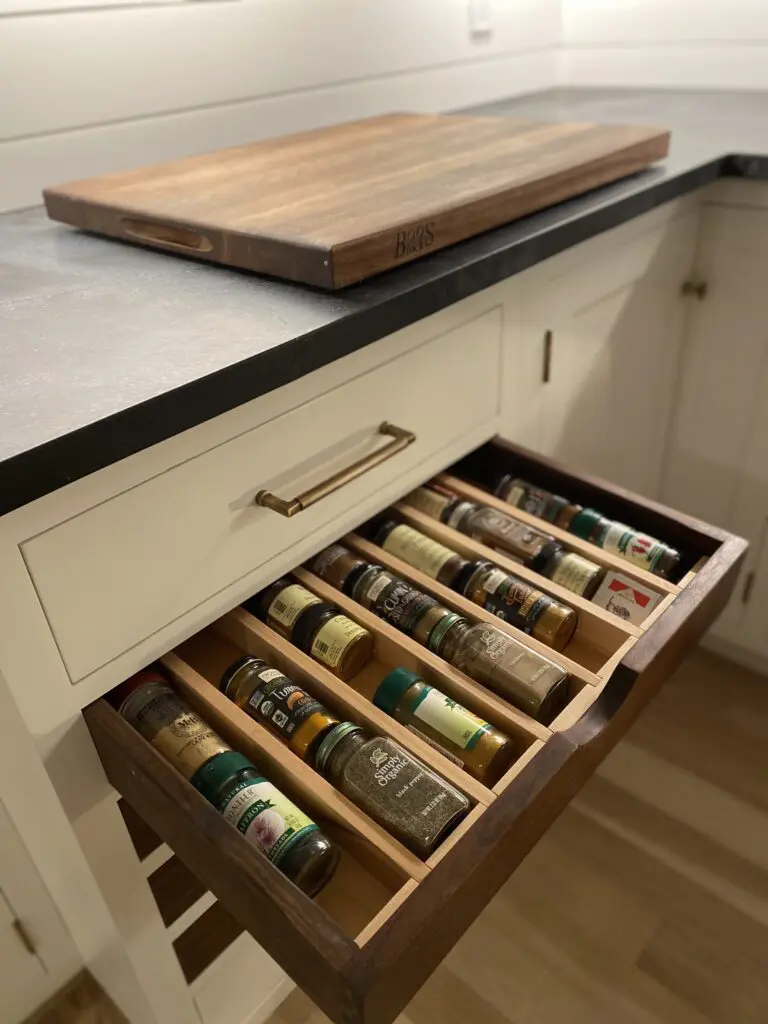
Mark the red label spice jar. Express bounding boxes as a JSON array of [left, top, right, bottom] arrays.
[[245, 578, 374, 680], [373, 668, 517, 785]]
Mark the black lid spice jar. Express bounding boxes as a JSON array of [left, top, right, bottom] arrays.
[[461, 561, 577, 652], [308, 544, 373, 597], [220, 656, 339, 762], [371, 519, 469, 587], [493, 476, 583, 529], [569, 509, 680, 579], [314, 723, 470, 857], [449, 624, 569, 723], [247, 579, 374, 680], [351, 565, 468, 659], [192, 751, 338, 897], [373, 668, 517, 785], [118, 669, 231, 779]]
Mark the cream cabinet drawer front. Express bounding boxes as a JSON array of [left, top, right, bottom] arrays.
[[22, 308, 502, 682]]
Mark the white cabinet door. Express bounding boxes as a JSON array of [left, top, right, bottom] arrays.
[[523, 208, 698, 499]]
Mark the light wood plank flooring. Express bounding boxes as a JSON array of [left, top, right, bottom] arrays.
[[266, 647, 768, 1024]]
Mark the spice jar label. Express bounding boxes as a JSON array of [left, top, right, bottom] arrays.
[[407, 488, 453, 520], [369, 576, 438, 634], [382, 525, 456, 579], [366, 572, 396, 605], [268, 584, 322, 629], [478, 570, 550, 634], [412, 688, 490, 751], [592, 571, 661, 624], [218, 777, 318, 865], [246, 677, 325, 740], [600, 524, 663, 572], [312, 615, 368, 669], [123, 687, 230, 778], [550, 552, 599, 595]]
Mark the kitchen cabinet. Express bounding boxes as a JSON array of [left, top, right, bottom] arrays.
[[514, 200, 698, 499], [660, 195, 768, 668]]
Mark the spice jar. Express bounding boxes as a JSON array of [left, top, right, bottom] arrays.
[[494, 476, 583, 529], [373, 668, 517, 785], [408, 486, 605, 599], [459, 561, 577, 651], [450, 624, 569, 723], [118, 669, 231, 779], [308, 544, 372, 596], [371, 520, 469, 587], [314, 723, 470, 857], [352, 566, 468, 658], [192, 751, 338, 897], [247, 579, 374, 680], [569, 509, 680, 579], [220, 655, 339, 761]]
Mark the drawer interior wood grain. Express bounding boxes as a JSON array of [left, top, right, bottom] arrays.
[[85, 436, 747, 1024]]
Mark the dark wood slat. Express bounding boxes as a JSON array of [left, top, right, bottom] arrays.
[[149, 855, 208, 928], [44, 114, 670, 289], [173, 902, 246, 984], [117, 798, 162, 861]]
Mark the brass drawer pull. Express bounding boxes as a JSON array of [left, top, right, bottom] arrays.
[[254, 422, 416, 518]]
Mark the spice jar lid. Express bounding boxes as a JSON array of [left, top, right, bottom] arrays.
[[292, 601, 337, 653], [373, 668, 422, 715], [371, 518, 399, 547], [190, 750, 256, 799], [315, 722, 363, 773], [427, 612, 466, 654], [450, 559, 492, 596], [568, 508, 604, 541], [219, 654, 266, 696]]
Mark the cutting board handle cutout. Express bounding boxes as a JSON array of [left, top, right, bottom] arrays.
[[119, 217, 213, 253]]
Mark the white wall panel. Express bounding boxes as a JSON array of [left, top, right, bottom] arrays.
[[563, 0, 768, 45]]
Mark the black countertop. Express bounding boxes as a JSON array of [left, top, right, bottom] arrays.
[[3, 87, 768, 516]]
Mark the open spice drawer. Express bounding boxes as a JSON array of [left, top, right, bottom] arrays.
[[82, 437, 747, 1024]]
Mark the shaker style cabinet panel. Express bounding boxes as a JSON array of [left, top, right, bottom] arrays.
[[518, 207, 698, 499], [84, 437, 745, 1024]]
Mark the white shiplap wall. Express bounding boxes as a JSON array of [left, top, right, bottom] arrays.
[[562, 0, 768, 89], [0, 0, 561, 211]]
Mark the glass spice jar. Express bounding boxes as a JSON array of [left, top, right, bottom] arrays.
[[371, 519, 469, 587], [494, 476, 583, 529], [568, 509, 680, 579], [408, 486, 605, 600], [192, 751, 338, 897], [308, 544, 373, 596], [352, 566, 468, 659], [117, 669, 231, 779], [314, 723, 470, 857], [220, 655, 339, 762], [458, 560, 577, 652], [450, 624, 569, 723], [246, 579, 374, 681], [373, 668, 517, 785]]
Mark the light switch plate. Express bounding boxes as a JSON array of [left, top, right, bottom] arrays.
[[468, 0, 493, 38]]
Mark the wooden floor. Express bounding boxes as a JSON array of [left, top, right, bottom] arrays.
[[267, 647, 768, 1024]]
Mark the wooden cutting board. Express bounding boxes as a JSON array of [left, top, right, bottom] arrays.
[[44, 113, 670, 290]]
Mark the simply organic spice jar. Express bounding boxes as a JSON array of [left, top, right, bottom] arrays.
[[192, 751, 338, 897], [373, 668, 517, 785], [247, 579, 374, 680], [220, 655, 339, 762], [457, 560, 577, 652], [370, 519, 469, 587], [118, 669, 231, 779], [449, 624, 569, 723], [314, 723, 470, 857]]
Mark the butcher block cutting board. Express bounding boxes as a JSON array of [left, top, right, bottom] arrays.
[[44, 113, 670, 289]]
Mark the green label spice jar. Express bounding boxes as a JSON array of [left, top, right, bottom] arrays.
[[315, 723, 470, 858], [118, 669, 231, 779], [372, 520, 468, 587], [192, 751, 338, 897], [569, 509, 680, 578], [373, 668, 517, 785], [450, 623, 569, 723], [246, 579, 374, 680], [460, 562, 577, 652], [220, 655, 339, 761]]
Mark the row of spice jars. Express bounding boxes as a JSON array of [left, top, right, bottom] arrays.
[[493, 475, 681, 579], [305, 545, 569, 723]]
